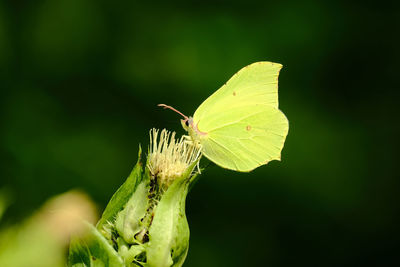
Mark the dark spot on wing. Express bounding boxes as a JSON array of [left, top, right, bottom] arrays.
[[233, 91, 236, 96], [246, 125, 251, 131]]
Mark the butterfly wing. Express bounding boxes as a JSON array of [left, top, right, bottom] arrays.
[[198, 105, 288, 171], [193, 62, 288, 172], [194, 61, 282, 123]]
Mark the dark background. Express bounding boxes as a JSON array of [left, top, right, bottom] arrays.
[[0, 0, 398, 266]]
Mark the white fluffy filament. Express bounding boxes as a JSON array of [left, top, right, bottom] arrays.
[[147, 129, 201, 185]]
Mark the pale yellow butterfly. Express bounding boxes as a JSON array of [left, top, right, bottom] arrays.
[[159, 61, 289, 172]]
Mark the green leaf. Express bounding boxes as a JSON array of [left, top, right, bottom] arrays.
[[117, 237, 146, 266], [146, 174, 191, 267], [115, 180, 149, 244], [97, 146, 143, 230], [68, 221, 124, 267]]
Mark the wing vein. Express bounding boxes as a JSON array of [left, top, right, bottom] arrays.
[[206, 138, 242, 169], [225, 82, 278, 92], [204, 110, 266, 132], [235, 139, 264, 164]]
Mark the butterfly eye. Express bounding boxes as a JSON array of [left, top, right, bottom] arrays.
[[185, 120, 189, 126]]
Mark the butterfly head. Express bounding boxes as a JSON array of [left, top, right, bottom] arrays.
[[181, 117, 194, 132]]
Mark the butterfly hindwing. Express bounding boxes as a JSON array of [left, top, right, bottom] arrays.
[[199, 105, 288, 172]]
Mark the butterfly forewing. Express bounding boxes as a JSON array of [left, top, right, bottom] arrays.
[[193, 62, 282, 124]]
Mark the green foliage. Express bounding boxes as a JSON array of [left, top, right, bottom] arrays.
[[0, 190, 96, 267], [146, 165, 195, 267], [115, 181, 149, 245], [69, 148, 146, 267], [69, 221, 124, 267], [68, 148, 198, 267], [97, 146, 144, 230]]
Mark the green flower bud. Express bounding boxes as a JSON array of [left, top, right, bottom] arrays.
[[144, 129, 200, 266], [70, 128, 201, 267], [147, 128, 201, 189], [146, 162, 196, 267], [115, 181, 149, 244]]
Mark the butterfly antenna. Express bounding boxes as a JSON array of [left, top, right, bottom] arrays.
[[158, 104, 188, 120]]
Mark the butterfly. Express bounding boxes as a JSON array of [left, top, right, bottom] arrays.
[[159, 61, 289, 172]]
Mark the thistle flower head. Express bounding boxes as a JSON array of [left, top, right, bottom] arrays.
[[147, 129, 201, 186]]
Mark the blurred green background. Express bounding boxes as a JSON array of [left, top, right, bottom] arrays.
[[0, 0, 398, 266]]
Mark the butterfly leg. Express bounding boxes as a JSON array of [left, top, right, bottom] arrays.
[[183, 135, 202, 149], [182, 135, 203, 174]]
